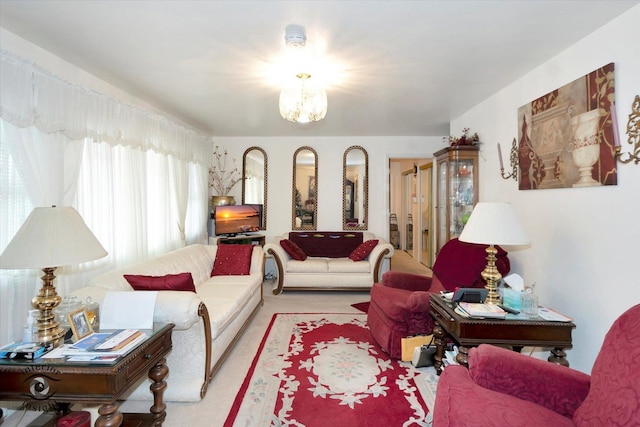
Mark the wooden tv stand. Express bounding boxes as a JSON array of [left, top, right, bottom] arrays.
[[214, 234, 265, 246]]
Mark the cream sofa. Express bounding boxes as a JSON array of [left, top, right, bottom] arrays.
[[264, 231, 394, 295], [71, 244, 264, 402]]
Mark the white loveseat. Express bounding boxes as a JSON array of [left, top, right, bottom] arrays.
[[71, 244, 264, 402], [264, 231, 394, 295]]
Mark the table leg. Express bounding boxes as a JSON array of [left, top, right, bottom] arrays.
[[455, 346, 469, 368], [433, 324, 446, 375], [96, 402, 123, 427], [548, 347, 570, 367], [148, 357, 169, 426]]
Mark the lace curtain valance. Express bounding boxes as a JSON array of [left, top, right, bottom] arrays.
[[0, 50, 211, 165]]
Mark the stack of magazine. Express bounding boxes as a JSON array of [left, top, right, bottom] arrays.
[[51, 329, 147, 363], [455, 302, 507, 319]]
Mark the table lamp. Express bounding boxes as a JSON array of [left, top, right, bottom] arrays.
[[0, 206, 107, 346], [458, 202, 530, 304]]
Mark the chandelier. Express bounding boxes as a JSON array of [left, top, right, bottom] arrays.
[[279, 73, 327, 123], [279, 25, 328, 124]]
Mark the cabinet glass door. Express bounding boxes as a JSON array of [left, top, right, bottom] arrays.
[[437, 159, 448, 252], [434, 145, 479, 254], [449, 159, 475, 239]]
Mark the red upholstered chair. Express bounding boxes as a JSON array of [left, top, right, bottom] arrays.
[[433, 303, 640, 427], [367, 238, 510, 359]]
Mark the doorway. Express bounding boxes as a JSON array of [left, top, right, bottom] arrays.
[[420, 162, 433, 267], [389, 158, 433, 268], [401, 169, 415, 257]]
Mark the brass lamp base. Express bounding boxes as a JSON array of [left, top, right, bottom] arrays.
[[481, 245, 503, 305], [32, 267, 65, 347]]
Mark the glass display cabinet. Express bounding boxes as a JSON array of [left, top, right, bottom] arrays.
[[434, 145, 479, 253]]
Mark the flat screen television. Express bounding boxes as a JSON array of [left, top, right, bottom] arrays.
[[214, 204, 263, 236]]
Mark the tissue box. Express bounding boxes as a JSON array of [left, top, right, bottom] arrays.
[[502, 288, 522, 310]]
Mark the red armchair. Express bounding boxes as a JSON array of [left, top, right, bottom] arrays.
[[433, 303, 640, 427], [367, 238, 510, 359]]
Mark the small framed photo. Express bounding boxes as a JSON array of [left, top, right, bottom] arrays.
[[68, 308, 93, 341]]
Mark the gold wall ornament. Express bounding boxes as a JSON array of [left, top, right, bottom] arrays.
[[498, 138, 519, 180], [615, 95, 640, 165]]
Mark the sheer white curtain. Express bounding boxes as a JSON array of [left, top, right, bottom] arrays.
[[1, 51, 211, 161], [73, 140, 208, 272], [0, 127, 35, 344], [0, 50, 210, 345], [185, 163, 209, 245], [0, 119, 88, 344]]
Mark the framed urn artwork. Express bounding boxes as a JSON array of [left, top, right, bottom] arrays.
[[517, 63, 618, 190]]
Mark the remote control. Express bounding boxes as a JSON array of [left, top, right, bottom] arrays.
[[498, 304, 520, 314]]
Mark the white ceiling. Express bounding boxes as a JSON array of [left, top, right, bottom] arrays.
[[1, 1, 637, 137]]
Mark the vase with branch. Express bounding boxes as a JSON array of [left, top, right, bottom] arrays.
[[209, 145, 242, 207], [444, 127, 480, 147]]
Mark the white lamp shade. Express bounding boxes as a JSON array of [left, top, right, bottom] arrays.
[[0, 206, 107, 269], [458, 202, 530, 246]]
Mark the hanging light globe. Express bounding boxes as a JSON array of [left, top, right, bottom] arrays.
[[279, 73, 328, 123]]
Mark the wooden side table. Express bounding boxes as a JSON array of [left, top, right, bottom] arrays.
[[215, 234, 265, 246], [0, 323, 174, 426], [429, 294, 575, 375]]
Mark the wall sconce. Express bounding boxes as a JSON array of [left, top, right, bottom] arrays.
[[497, 138, 519, 180], [614, 95, 640, 165]]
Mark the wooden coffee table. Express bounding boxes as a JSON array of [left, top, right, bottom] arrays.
[[429, 293, 575, 375], [0, 323, 174, 426]]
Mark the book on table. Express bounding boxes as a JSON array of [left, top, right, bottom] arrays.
[[538, 307, 572, 322], [64, 354, 122, 363], [71, 329, 144, 352], [0, 341, 54, 360], [51, 329, 148, 363], [457, 302, 507, 319]]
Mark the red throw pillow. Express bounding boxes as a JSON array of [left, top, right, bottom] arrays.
[[211, 244, 253, 276], [349, 239, 379, 261], [124, 272, 196, 292], [280, 239, 307, 261]]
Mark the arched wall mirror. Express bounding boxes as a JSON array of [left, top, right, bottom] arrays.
[[343, 145, 368, 230], [242, 146, 267, 230], [292, 146, 318, 230]]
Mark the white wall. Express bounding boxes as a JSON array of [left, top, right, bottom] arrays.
[[215, 137, 445, 277], [450, 5, 640, 373], [215, 136, 444, 241]]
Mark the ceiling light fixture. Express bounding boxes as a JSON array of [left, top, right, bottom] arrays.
[[279, 25, 327, 124]]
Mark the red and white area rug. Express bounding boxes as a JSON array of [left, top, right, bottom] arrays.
[[224, 313, 438, 427]]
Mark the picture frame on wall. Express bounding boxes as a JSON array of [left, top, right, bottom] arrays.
[[68, 308, 94, 341], [517, 62, 617, 190]]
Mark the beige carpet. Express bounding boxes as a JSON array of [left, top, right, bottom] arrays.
[[6, 256, 432, 427]]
